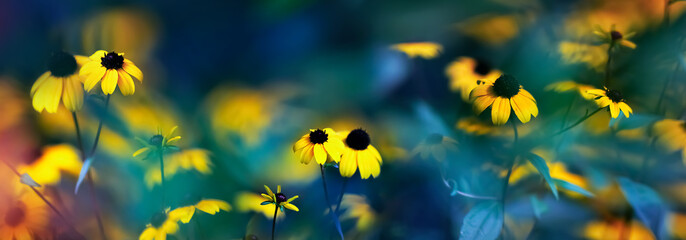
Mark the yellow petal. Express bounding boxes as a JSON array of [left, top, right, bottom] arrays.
[[293, 136, 310, 152], [79, 60, 101, 76], [368, 145, 383, 164], [264, 185, 274, 196], [313, 144, 327, 165], [510, 95, 530, 123], [101, 69, 119, 94], [123, 59, 144, 81], [621, 40, 636, 49], [62, 76, 84, 112], [84, 66, 106, 92], [357, 151, 370, 179], [169, 206, 196, 223], [339, 149, 357, 178], [89, 50, 108, 61], [166, 136, 181, 145], [284, 203, 299, 211], [298, 144, 314, 164], [117, 69, 136, 96], [491, 97, 511, 125], [619, 102, 633, 118], [196, 199, 231, 214], [473, 95, 496, 115], [133, 147, 151, 157], [610, 102, 620, 119], [139, 227, 157, 240], [323, 141, 341, 162], [31, 72, 51, 96]]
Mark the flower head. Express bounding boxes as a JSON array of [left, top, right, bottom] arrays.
[[470, 74, 539, 125], [586, 87, 633, 119], [593, 25, 636, 49], [172, 199, 231, 224], [544, 80, 596, 100], [446, 57, 502, 101], [390, 42, 443, 59], [139, 208, 185, 240], [410, 133, 458, 162], [79, 50, 143, 95], [293, 128, 345, 165], [338, 129, 383, 179], [653, 119, 686, 164], [261, 185, 299, 213], [0, 191, 49, 240], [133, 126, 182, 160], [31, 51, 89, 113]]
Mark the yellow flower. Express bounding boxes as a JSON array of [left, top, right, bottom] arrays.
[[586, 87, 633, 119], [234, 192, 284, 219], [455, 14, 522, 46], [79, 50, 143, 95], [410, 133, 458, 162], [31, 51, 89, 113], [390, 42, 443, 59], [339, 194, 377, 232], [173, 199, 231, 224], [261, 185, 299, 212], [18, 144, 82, 185], [139, 207, 187, 240], [583, 219, 654, 240], [338, 129, 383, 179], [653, 119, 686, 164], [593, 25, 637, 49], [470, 74, 538, 125], [143, 149, 212, 188], [544, 80, 596, 100], [133, 126, 182, 160], [557, 42, 607, 71], [293, 128, 345, 165], [445, 57, 502, 101], [0, 191, 49, 240]]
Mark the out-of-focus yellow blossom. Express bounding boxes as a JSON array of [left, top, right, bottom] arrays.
[[80, 50, 143, 95], [339, 194, 377, 233], [114, 97, 180, 136], [172, 199, 231, 224], [562, 0, 665, 39], [0, 80, 29, 132], [410, 133, 458, 162], [134, 126, 182, 160], [558, 42, 608, 71], [544, 80, 595, 100], [144, 149, 212, 188], [593, 25, 636, 49], [261, 185, 299, 212], [446, 57, 502, 101], [100, 127, 137, 159], [586, 87, 633, 119], [653, 119, 686, 164], [293, 128, 345, 165], [0, 190, 49, 240], [470, 74, 538, 125], [139, 207, 187, 240], [456, 116, 534, 138], [234, 192, 284, 219], [31, 52, 89, 113], [82, 9, 159, 62], [18, 144, 82, 185], [338, 129, 383, 179], [583, 219, 654, 240], [670, 212, 686, 239], [265, 147, 319, 184], [456, 13, 532, 46], [390, 42, 442, 59], [508, 149, 589, 197]]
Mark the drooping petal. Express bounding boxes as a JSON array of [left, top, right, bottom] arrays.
[[491, 97, 511, 125], [518, 89, 536, 103], [31, 72, 51, 96], [292, 137, 310, 152], [298, 144, 314, 164], [618, 102, 633, 118], [89, 50, 108, 61], [117, 69, 136, 96], [368, 145, 383, 164], [101, 69, 119, 94], [357, 151, 370, 179], [62, 75, 84, 112], [84, 66, 107, 92], [323, 141, 341, 162], [196, 199, 231, 214], [284, 203, 299, 211], [313, 144, 327, 164], [473, 95, 496, 115], [133, 147, 151, 157], [139, 227, 157, 240], [609, 102, 620, 119], [169, 206, 196, 223], [339, 149, 357, 178], [510, 95, 531, 123], [79, 60, 102, 76], [123, 59, 144, 81]]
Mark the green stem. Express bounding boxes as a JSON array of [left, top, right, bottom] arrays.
[[501, 121, 518, 216], [90, 94, 111, 156], [552, 108, 603, 137], [159, 149, 166, 207], [604, 44, 614, 87], [320, 165, 342, 239], [272, 205, 278, 240], [334, 178, 349, 214]]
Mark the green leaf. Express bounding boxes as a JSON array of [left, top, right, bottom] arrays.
[[529, 195, 547, 219], [554, 179, 594, 197], [618, 177, 668, 239], [459, 201, 503, 240], [448, 179, 496, 200], [74, 158, 93, 194], [527, 153, 559, 200], [20, 173, 41, 187], [260, 201, 272, 205]]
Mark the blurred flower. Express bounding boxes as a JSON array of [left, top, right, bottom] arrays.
[[0, 80, 28, 132], [261, 185, 299, 212], [144, 149, 212, 188], [81, 9, 159, 62], [139, 207, 187, 240], [410, 133, 458, 162], [593, 25, 636, 49], [446, 57, 502, 101], [234, 192, 284, 219], [509, 149, 589, 197], [18, 144, 82, 185], [653, 119, 686, 164], [174, 199, 231, 223], [456, 14, 523, 46], [293, 128, 345, 165], [0, 190, 49, 240], [544, 80, 595, 100], [338, 129, 383, 179], [390, 42, 442, 59], [80, 50, 143, 95], [583, 219, 654, 240], [670, 212, 686, 239], [586, 87, 633, 119], [558, 42, 608, 72], [31, 51, 89, 113], [339, 194, 377, 233], [470, 74, 538, 125], [134, 126, 181, 160]]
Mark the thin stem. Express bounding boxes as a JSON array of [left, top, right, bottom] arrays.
[[664, 0, 671, 28], [552, 108, 603, 137], [90, 94, 111, 156], [334, 178, 349, 214], [159, 148, 166, 207], [501, 121, 519, 216], [72, 112, 85, 155], [560, 95, 578, 131], [320, 165, 342, 239], [271, 205, 278, 240], [604, 44, 614, 87]]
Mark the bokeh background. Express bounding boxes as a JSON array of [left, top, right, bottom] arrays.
[[2, 0, 686, 239]]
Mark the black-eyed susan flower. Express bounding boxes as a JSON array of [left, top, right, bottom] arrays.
[[0, 192, 49, 240], [133, 126, 182, 160], [470, 74, 539, 125], [31, 51, 89, 113], [593, 25, 636, 49], [234, 192, 284, 219], [586, 87, 633, 119], [338, 129, 383, 179], [390, 42, 443, 59], [446, 57, 502, 101], [544, 80, 596, 100], [144, 149, 212, 188], [410, 133, 458, 162], [139, 208, 186, 240], [293, 128, 345, 165], [18, 144, 82, 186], [173, 199, 231, 224], [261, 185, 299, 213], [653, 119, 686, 163], [79, 50, 143, 95], [456, 14, 521, 46]]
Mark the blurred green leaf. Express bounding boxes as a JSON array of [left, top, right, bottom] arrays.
[[554, 179, 594, 197], [74, 158, 93, 194], [459, 201, 503, 240], [618, 177, 668, 239], [449, 179, 497, 200], [529, 195, 547, 219], [527, 153, 559, 200]]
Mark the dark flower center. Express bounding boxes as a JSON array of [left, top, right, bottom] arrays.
[[149, 134, 164, 146], [425, 133, 443, 145], [610, 31, 623, 40], [5, 206, 25, 227], [48, 51, 78, 77], [492, 74, 520, 98], [474, 59, 492, 76], [606, 89, 624, 102], [309, 129, 328, 144], [346, 129, 371, 150], [150, 212, 168, 228], [101, 52, 124, 69], [275, 193, 288, 203]]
